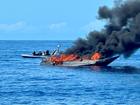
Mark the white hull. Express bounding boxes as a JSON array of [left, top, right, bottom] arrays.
[[21, 54, 49, 58]]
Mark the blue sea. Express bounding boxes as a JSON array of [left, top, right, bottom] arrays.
[[0, 40, 140, 105]]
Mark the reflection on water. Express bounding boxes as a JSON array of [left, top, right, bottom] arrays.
[[59, 65, 140, 74], [90, 66, 140, 74]]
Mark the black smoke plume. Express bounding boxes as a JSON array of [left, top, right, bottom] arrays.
[[65, 0, 140, 58]]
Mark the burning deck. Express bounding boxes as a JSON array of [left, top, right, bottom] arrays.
[[41, 56, 119, 67]]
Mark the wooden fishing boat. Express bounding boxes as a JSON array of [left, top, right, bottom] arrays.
[[41, 56, 119, 67]]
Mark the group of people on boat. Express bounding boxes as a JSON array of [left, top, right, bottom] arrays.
[[32, 50, 50, 56], [32, 45, 61, 56]]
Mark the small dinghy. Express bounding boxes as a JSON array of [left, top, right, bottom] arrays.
[[21, 54, 49, 58], [21, 50, 51, 58]]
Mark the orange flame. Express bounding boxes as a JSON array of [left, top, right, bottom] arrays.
[[91, 52, 101, 61], [49, 54, 78, 64], [48, 52, 101, 65]]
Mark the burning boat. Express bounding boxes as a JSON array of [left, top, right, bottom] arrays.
[[41, 52, 119, 67], [43, 0, 140, 67]]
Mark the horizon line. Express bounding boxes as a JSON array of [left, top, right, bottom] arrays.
[[0, 39, 74, 41]]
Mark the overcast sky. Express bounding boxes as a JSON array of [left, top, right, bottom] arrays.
[[0, 0, 114, 40]]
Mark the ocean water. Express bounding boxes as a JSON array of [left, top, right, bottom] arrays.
[[0, 40, 140, 105]]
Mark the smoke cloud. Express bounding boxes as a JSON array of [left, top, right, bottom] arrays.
[[65, 0, 140, 58]]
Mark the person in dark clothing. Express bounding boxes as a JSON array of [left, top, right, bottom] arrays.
[[38, 51, 42, 56], [45, 50, 50, 56], [32, 51, 36, 55]]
